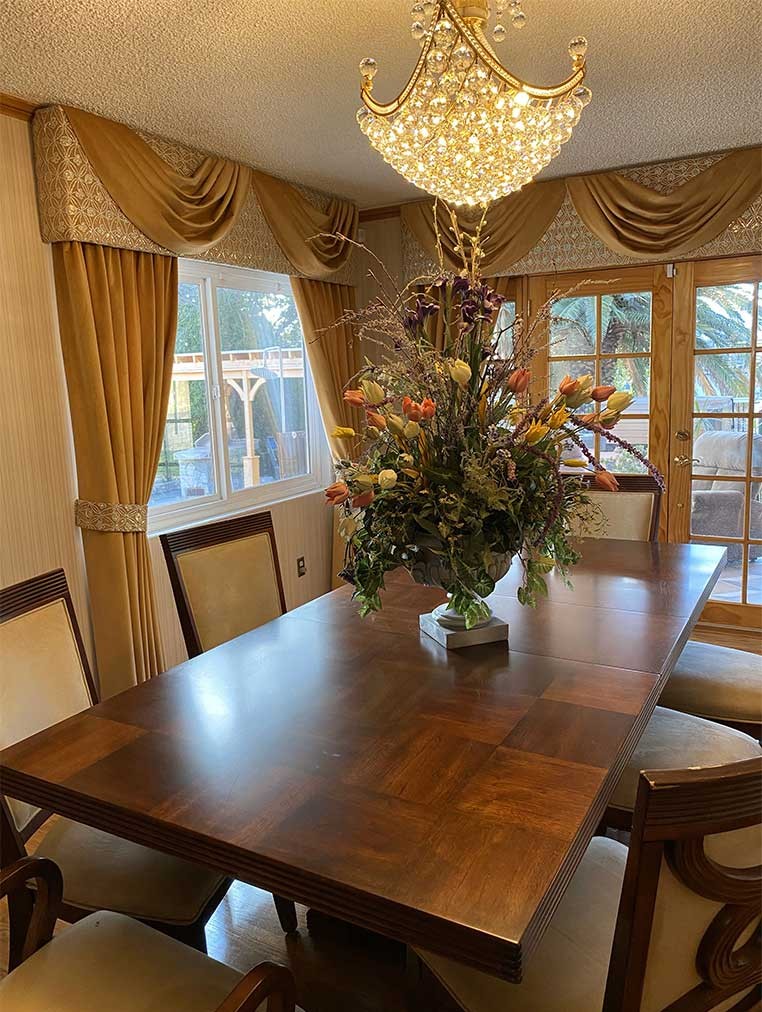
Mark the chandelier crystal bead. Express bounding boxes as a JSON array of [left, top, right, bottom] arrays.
[[358, 0, 591, 207]]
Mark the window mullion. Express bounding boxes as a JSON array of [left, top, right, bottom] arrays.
[[206, 276, 230, 504]]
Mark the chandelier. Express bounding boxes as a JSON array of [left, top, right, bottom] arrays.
[[357, 0, 591, 207]]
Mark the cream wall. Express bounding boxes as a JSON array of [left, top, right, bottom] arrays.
[[1, 110, 333, 678], [0, 113, 93, 660]]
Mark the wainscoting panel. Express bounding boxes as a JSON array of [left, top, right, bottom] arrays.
[[0, 113, 93, 664]]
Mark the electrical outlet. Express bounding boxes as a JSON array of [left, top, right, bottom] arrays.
[[296, 556, 306, 578]]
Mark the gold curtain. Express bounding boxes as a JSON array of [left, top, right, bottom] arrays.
[[65, 107, 251, 256], [52, 242, 177, 697], [566, 147, 762, 257], [401, 179, 566, 275], [291, 279, 360, 587], [251, 172, 359, 280]]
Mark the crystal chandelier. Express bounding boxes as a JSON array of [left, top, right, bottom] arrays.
[[357, 0, 591, 207]]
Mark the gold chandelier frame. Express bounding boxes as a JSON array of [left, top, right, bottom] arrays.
[[361, 0, 587, 118]]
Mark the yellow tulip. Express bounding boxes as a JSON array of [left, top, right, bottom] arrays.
[[386, 414, 405, 437], [524, 421, 550, 445], [338, 515, 358, 539], [331, 425, 356, 439], [606, 390, 635, 414], [562, 458, 588, 468], [365, 425, 380, 439], [564, 374, 594, 409], [399, 453, 414, 465], [448, 358, 472, 387], [353, 472, 376, 487], [403, 420, 421, 439], [360, 379, 385, 405], [378, 469, 398, 490], [548, 407, 570, 429]]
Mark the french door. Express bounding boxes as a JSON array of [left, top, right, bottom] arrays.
[[527, 265, 672, 538], [669, 256, 762, 629]]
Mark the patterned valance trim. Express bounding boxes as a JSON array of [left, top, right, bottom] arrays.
[[32, 105, 358, 282], [402, 147, 762, 276], [75, 498, 147, 533]]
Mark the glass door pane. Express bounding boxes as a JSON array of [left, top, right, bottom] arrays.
[[547, 290, 653, 472], [689, 278, 761, 606], [150, 282, 216, 507]]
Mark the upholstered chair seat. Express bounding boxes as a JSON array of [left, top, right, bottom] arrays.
[[658, 640, 762, 734], [0, 909, 304, 1012], [608, 706, 761, 816], [34, 819, 227, 925], [417, 837, 628, 1012]]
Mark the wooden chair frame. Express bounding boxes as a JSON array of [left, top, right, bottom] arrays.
[[577, 473, 663, 543], [161, 510, 287, 660], [0, 569, 233, 965], [160, 516, 298, 934], [0, 857, 297, 1012], [407, 757, 762, 1012]]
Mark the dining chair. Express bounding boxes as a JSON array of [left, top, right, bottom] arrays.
[[161, 510, 287, 658], [0, 569, 233, 967], [575, 472, 761, 740], [0, 856, 301, 1012], [160, 513, 298, 933], [409, 756, 762, 1012], [573, 472, 662, 541]]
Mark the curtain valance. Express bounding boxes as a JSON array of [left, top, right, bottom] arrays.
[[403, 147, 762, 274], [252, 171, 358, 280], [65, 106, 251, 256], [34, 105, 359, 280], [401, 179, 566, 276]]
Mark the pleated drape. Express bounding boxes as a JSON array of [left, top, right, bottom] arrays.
[[65, 107, 251, 256], [291, 278, 360, 587], [52, 242, 177, 697], [251, 172, 359, 279]]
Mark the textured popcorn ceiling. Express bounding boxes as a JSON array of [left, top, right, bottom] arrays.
[[2, 1, 761, 207]]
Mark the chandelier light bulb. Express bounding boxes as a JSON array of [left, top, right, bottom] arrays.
[[357, 0, 591, 207]]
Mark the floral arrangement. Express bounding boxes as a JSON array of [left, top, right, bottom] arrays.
[[325, 240, 662, 629]]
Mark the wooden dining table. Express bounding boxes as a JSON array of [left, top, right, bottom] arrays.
[[0, 539, 725, 983]]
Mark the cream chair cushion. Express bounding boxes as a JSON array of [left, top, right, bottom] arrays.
[[0, 910, 243, 1012], [659, 641, 762, 725], [572, 490, 656, 541], [0, 600, 91, 832], [609, 706, 762, 813], [34, 819, 227, 924], [177, 533, 283, 651], [417, 836, 627, 1012]]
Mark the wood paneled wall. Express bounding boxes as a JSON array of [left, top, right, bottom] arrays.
[[1, 109, 334, 678], [356, 217, 403, 365], [0, 113, 94, 662]]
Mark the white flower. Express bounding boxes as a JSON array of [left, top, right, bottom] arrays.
[[378, 469, 398, 490]]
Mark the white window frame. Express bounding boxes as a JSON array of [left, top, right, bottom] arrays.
[[148, 259, 332, 534]]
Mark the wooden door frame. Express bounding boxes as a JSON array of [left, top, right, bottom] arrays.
[[669, 254, 762, 631], [527, 264, 673, 540]]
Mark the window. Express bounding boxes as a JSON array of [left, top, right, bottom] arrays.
[[548, 290, 653, 473], [149, 261, 330, 529]]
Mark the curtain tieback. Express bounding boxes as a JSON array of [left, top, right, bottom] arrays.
[[75, 498, 148, 533]]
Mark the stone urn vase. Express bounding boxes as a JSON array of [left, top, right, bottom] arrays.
[[408, 540, 513, 630]]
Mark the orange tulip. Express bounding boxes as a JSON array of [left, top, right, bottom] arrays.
[[507, 368, 531, 394], [366, 410, 387, 429], [594, 470, 619, 492], [402, 396, 423, 422], [421, 397, 436, 419], [591, 385, 615, 402], [558, 374, 578, 396], [325, 481, 350, 505], [343, 388, 365, 407], [352, 489, 375, 508], [577, 412, 598, 425]]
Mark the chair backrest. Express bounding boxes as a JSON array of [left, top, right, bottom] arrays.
[[572, 474, 662, 542], [161, 511, 287, 658], [0, 570, 95, 839], [604, 757, 761, 1012]]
